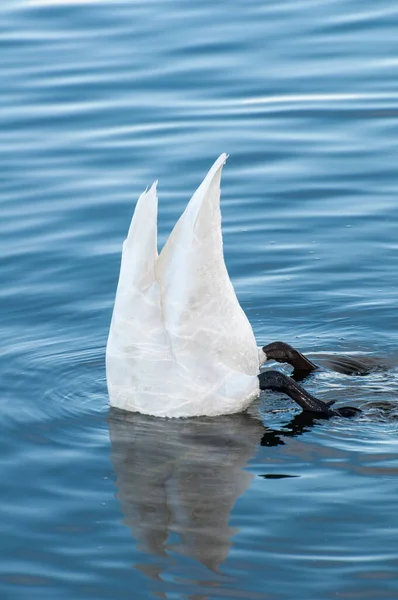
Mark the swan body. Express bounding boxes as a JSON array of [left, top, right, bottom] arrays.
[[106, 154, 262, 417]]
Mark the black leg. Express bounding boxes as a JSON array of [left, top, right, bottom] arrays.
[[262, 341, 317, 373], [258, 370, 360, 419], [262, 341, 384, 376]]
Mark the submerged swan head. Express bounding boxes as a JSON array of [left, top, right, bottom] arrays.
[[106, 154, 262, 417]]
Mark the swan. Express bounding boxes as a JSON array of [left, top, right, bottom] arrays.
[[106, 154, 263, 417], [106, 154, 359, 419]]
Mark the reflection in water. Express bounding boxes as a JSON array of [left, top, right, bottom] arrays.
[[109, 402, 398, 592], [108, 409, 265, 573], [108, 405, 326, 581], [258, 410, 327, 447]]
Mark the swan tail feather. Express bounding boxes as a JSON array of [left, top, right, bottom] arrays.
[[156, 154, 259, 376]]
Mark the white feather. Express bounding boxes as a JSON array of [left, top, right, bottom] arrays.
[[106, 154, 261, 417]]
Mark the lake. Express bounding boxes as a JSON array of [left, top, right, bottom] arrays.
[[1, 1, 398, 598]]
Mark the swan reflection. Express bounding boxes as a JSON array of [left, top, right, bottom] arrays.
[[108, 404, 325, 580], [108, 408, 265, 572]]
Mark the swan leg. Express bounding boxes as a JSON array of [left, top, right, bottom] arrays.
[[258, 370, 360, 418], [262, 342, 317, 374], [262, 341, 383, 377]]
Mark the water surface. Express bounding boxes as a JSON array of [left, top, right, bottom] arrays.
[[1, 1, 398, 598]]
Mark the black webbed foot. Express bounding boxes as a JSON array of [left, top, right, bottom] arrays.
[[330, 406, 362, 418], [318, 355, 384, 376], [258, 370, 360, 419]]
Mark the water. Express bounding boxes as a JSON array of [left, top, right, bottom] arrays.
[[1, 0, 398, 598]]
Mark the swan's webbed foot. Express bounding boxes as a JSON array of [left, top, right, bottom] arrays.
[[262, 341, 317, 374], [258, 370, 360, 419], [331, 405, 362, 418]]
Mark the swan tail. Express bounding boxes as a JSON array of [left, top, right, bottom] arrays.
[[155, 154, 259, 376], [122, 181, 158, 289], [106, 157, 260, 416], [106, 182, 173, 413]]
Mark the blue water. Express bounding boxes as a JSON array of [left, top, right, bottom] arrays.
[[2, 1, 398, 598]]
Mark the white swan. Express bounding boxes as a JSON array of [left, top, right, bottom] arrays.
[[106, 154, 266, 417]]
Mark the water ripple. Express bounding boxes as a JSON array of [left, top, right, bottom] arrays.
[[2, 0, 398, 598]]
